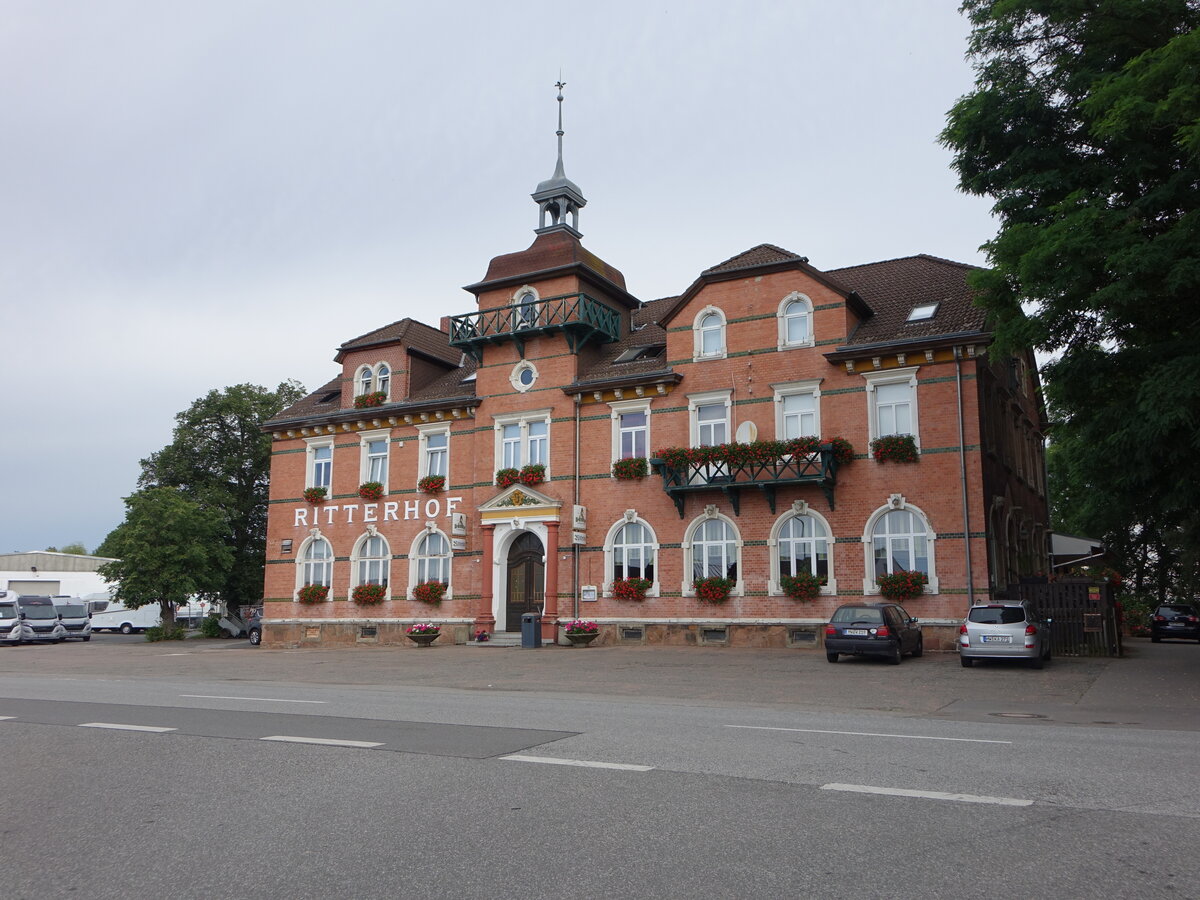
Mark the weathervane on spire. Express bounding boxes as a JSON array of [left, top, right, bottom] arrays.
[[531, 75, 587, 237]]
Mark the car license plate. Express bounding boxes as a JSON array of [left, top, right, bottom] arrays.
[[844, 629, 869, 636], [981, 635, 1011, 643]]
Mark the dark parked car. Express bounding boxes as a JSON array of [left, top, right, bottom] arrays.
[[247, 609, 262, 646], [825, 602, 922, 665], [1150, 604, 1200, 642]]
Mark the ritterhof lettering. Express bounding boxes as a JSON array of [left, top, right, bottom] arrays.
[[293, 497, 462, 528]]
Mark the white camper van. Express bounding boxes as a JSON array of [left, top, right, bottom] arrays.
[[88, 599, 161, 634], [51, 596, 92, 641], [0, 591, 34, 644], [10, 595, 67, 643]]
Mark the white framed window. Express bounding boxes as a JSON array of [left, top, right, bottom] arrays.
[[417, 424, 450, 481], [683, 510, 742, 596], [692, 305, 727, 360], [305, 437, 333, 490], [609, 399, 652, 463], [359, 430, 389, 487], [768, 503, 835, 595], [494, 410, 551, 474], [773, 379, 822, 440], [863, 367, 920, 446], [377, 364, 390, 399], [357, 366, 374, 396], [688, 390, 731, 447], [512, 285, 540, 330], [603, 513, 659, 596], [777, 292, 814, 349], [352, 532, 390, 593], [296, 535, 333, 596], [410, 527, 452, 594], [861, 495, 938, 596]]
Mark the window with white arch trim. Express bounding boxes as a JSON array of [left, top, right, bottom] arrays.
[[683, 509, 742, 596], [410, 527, 452, 596], [769, 504, 835, 595], [777, 292, 814, 349], [356, 363, 391, 401], [692, 306, 727, 360], [603, 513, 659, 597], [296, 534, 333, 598], [862, 496, 938, 596], [357, 365, 373, 396], [352, 532, 390, 594]]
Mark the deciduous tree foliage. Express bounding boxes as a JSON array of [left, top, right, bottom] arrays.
[[96, 488, 233, 626], [942, 0, 1200, 597], [131, 381, 306, 606]]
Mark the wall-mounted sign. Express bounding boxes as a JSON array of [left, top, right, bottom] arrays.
[[451, 538, 467, 551], [573, 505, 587, 529], [580, 585, 598, 602], [451, 512, 467, 536], [572, 531, 587, 545]]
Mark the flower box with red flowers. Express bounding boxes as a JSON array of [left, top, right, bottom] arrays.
[[612, 457, 649, 480], [303, 487, 327, 504], [418, 475, 445, 494], [519, 464, 545, 486], [351, 583, 386, 605], [297, 584, 329, 604], [611, 577, 652, 601], [495, 468, 520, 488], [870, 434, 919, 463], [353, 391, 387, 409], [780, 571, 826, 601], [358, 481, 385, 501], [693, 576, 735, 603], [563, 619, 599, 635], [411, 581, 447, 605], [876, 569, 928, 600]]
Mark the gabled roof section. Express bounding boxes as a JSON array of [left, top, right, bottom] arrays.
[[825, 254, 986, 350], [334, 318, 460, 366], [656, 243, 871, 327], [266, 377, 343, 425]]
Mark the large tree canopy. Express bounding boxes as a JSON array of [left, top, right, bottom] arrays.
[[942, 0, 1200, 598], [133, 381, 306, 606]]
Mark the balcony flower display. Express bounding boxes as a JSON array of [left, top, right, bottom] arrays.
[[358, 481, 384, 501], [876, 570, 928, 601], [495, 468, 520, 488], [519, 464, 545, 486], [418, 475, 445, 494], [297, 584, 329, 604], [353, 391, 387, 409], [779, 571, 826, 602], [870, 434, 919, 463], [612, 457, 649, 480], [411, 580, 448, 605], [693, 576, 735, 603], [611, 577, 652, 601], [652, 437, 855, 470], [351, 583, 386, 605], [303, 487, 327, 504]]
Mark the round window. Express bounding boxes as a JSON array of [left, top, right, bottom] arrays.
[[518, 368, 535, 386], [510, 362, 539, 392]]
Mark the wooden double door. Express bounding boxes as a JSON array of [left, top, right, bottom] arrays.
[[505, 532, 545, 632]]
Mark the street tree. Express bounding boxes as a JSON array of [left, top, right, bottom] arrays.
[[136, 381, 307, 607], [941, 0, 1200, 596], [96, 487, 233, 627]]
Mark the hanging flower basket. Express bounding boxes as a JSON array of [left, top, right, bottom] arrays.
[[611, 577, 652, 601], [876, 570, 928, 601], [353, 391, 387, 409], [358, 481, 385, 501], [296, 584, 329, 604], [519, 464, 545, 486], [612, 457, 649, 480], [418, 475, 445, 494], [303, 487, 327, 504], [495, 468, 520, 488], [693, 576, 735, 604], [411, 581, 448, 605], [351, 583, 386, 605], [871, 434, 919, 463], [780, 572, 826, 602]]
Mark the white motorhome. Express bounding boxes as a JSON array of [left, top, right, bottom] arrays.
[[0, 591, 34, 644], [88, 599, 162, 634], [51, 596, 91, 641], [14, 595, 66, 643]]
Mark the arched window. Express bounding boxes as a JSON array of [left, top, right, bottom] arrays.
[[412, 529, 451, 588], [513, 287, 539, 329], [357, 366, 373, 396], [862, 498, 938, 596], [693, 306, 727, 360], [298, 536, 332, 593], [778, 293, 813, 348], [376, 364, 390, 399], [604, 515, 659, 595], [353, 533, 390, 591], [770, 508, 832, 594], [685, 513, 741, 595]]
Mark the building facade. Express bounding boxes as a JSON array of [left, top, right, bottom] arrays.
[[261, 141, 1049, 650]]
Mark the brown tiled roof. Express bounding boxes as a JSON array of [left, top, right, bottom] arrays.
[[267, 377, 343, 425], [827, 254, 986, 348], [335, 318, 460, 365], [571, 298, 676, 385], [468, 230, 630, 296], [702, 243, 806, 275], [408, 357, 478, 403]]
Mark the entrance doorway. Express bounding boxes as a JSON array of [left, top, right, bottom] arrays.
[[505, 532, 545, 632]]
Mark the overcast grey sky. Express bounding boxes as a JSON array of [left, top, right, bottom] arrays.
[[1, 0, 996, 555]]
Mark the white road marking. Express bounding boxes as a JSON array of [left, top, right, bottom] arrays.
[[157, 653, 191, 657], [822, 783, 1033, 806], [502, 754, 654, 772], [80, 723, 177, 733], [181, 694, 326, 704], [260, 735, 383, 748], [0, 716, 15, 720], [725, 724, 1012, 745]]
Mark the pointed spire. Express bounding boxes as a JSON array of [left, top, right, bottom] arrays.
[[532, 78, 586, 237]]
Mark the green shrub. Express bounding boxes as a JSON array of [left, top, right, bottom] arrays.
[[199, 615, 223, 639], [145, 624, 187, 642]]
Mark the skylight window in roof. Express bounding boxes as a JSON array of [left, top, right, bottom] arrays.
[[614, 345, 666, 363], [318, 391, 341, 404], [462, 372, 477, 382], [906, 302, 939, 322]]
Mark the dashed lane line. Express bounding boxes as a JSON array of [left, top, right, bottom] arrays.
[[726, 724, 1012, 745], [181, 694, 326, 704], [260, 735, 383, 749], [79, 723, 177, 733], [502, 754, 654, 772], [822, 783, 1033, 806]]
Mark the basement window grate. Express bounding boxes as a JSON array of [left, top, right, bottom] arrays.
[[701, 627, 727, 644], [359, 626, 378, 639], [788, 629, 817, 645], [620, 627, 644, 642], [303, 626, 321, 641]]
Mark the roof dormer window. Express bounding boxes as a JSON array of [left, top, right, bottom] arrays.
[[906, 302, 940, 322]]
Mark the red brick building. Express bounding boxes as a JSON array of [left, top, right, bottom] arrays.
[[261, 137, 1048, 650]]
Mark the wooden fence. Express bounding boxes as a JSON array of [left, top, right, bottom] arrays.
[[1011, 580, 1122, 657]]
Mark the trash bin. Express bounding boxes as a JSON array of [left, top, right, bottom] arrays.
[[520, 612, 542, 648]]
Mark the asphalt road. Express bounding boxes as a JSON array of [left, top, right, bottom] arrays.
[[2, 637, 1198, 899]]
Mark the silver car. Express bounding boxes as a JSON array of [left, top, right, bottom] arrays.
[[959, 601, 1051, 669]]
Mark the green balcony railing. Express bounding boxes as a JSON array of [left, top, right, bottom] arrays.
[[449, 292, 621, 361], [650, 445, 840, 518]]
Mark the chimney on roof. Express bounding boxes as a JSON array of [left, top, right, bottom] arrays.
[[439, 316, 451, 334]]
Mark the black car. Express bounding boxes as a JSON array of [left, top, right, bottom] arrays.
[[1150, 604, 1200, 642], [247, 609, 263, 646], [825, 602, 923, 664]]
